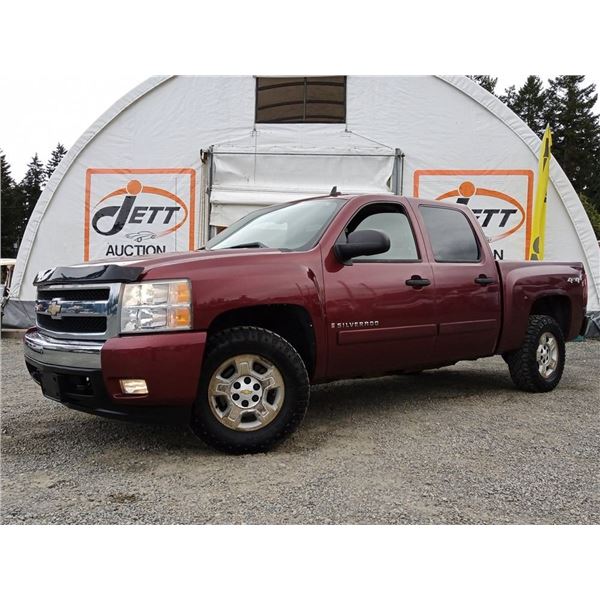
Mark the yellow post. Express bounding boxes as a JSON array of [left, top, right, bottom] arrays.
[[529, 125, 553, 260]]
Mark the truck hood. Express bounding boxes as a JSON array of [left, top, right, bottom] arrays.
[[34, 248, 286, 286], [82, 248, 285, 271]]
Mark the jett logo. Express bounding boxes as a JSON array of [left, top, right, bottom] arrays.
[[84, 168, 196, 261], [413, 169, 534, 260], [92, 179, 187, 237]]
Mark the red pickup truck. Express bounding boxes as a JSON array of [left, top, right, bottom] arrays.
[[24, 193, 588, 453]]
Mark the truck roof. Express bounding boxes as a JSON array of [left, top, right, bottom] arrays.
[[311, 192, 462, 211]]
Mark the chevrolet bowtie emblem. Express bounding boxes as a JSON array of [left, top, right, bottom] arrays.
[[47, 301, 62, 318]]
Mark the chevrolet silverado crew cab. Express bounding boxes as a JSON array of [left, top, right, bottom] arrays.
[[24, 193, 588, 453]]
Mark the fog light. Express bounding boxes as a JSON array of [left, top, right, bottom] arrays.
[[120, 379, 148, 395]]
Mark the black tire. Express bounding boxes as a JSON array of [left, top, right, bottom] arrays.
[[191, 326, 309, 454], [504, 315, 565, 392]]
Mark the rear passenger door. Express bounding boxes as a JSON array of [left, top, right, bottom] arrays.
[[417, 204, 501, 362]]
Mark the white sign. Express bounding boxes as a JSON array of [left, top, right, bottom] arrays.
[[84, 168, 197, 261]]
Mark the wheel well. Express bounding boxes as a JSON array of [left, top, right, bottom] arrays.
[[531, 295, 571, 337], [207, 305, 317, 377]]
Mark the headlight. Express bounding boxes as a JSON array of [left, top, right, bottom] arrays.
[[120, 279, 192, 333]]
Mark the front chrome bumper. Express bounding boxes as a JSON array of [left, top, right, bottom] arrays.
[[24, 329, 103, 369], [23, 328, 194, 424]]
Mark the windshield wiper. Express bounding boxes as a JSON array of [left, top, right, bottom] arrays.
[[225, 241, 269, 249]]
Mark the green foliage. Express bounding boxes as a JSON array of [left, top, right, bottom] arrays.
[[500, 75, 600, 239], [45, 143, 67, 179], [1, 150, 25, 258], [499, 84, 517, 107], [579, 194, 600, 238], [19, 153, 46, 231], [544, 76, 600, 204], [502, 75, 547, 137], [1, 150, 54, 258], [1, 151, 14, 187]]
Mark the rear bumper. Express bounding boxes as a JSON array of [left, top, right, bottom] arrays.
[[23, 328, 207, 423]]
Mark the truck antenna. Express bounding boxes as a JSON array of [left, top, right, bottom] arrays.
[[330, 186, 341, 196]]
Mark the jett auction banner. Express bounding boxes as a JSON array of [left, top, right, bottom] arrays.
[[413, 169, 534, 260], [84, 168, 197, 261]]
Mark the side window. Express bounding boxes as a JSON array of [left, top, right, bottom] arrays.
[[420, 206, 480, 262], [346, 204, 419, 261]]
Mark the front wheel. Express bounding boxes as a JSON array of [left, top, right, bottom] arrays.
[[504, 315, 565, 392], [191, 327, 309, 453]]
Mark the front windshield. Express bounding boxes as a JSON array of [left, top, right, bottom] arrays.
[[207, 199, 345, 251]]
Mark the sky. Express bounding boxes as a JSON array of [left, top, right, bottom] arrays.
[[1, 74, 599, 182], [1, 75, 139, 182]]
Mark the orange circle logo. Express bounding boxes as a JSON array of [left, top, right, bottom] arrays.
[[126, 179, 143, 195], [458, 181, 476, 197]]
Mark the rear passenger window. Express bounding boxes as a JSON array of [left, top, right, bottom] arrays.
[[420, 206, 480, 262]]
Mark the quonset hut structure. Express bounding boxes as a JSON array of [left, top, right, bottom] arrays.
[[6, 76, 599, 333]]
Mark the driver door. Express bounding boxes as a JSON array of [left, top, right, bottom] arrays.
[[323, 201, 437, 380]]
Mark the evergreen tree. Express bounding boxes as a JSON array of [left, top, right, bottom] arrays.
[[499, 84, 518, 108], [20, 153, 46, 226], [1, 151, 24, 258], [468, 75, 498, 95], [45, 142, 67, 179], [502, 76, 547, 136], [590, 153, 600, 212], [1, 151, 15, 191], [545, 76, 600, 211]]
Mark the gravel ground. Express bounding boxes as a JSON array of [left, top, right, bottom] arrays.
[[1, 336, 598, 524]]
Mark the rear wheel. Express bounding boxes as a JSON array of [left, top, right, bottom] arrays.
[[504, 315, 565, 392], [191, 326, 309, 453]]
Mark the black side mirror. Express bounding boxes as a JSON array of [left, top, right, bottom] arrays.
[[334, 229, 390, 264]]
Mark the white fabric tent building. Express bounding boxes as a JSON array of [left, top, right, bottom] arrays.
[[6, 76, 600, 333]]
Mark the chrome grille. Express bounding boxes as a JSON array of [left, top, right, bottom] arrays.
[[37, 314, 107, 334], [35, 283, 121, 341], [37, 288, 110, 302]]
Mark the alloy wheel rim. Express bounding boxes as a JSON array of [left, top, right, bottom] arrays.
[[208, 354, 285, 431], [536, 332, 559, 379]]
